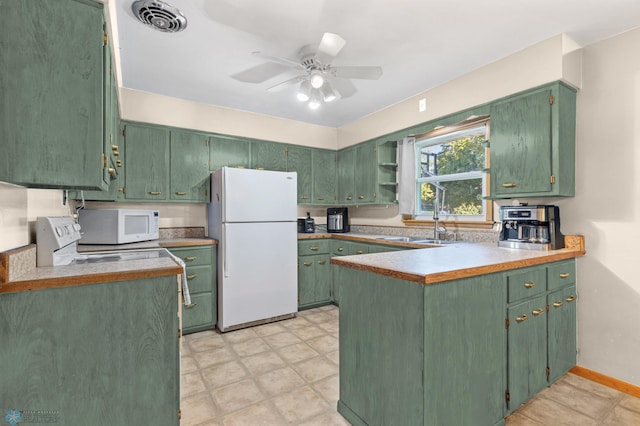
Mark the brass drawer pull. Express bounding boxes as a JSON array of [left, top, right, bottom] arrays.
[[524, 281, 536, 289], [358, 195, 365, 199], [566, 295, 576, 303], [187, 274, 197, 280], [337, 248, 344, 252], [501, 183, 517, 188], [310, 247, 319, 251], [516, 314, 528, 323], [553, 301, 563, 308], [346, 196, 353, 200], [148, 191, 161, 195], [175, 191, 187, 195], [300, 196, 309, 200], [532, 308, 544, 316], [317, 260, 326, 265], [355, 250, 364, 254], [184, 303, 197, 309], [111, 145, 119, 151], [303, 262, 312, 267], [316, 197, 325, 201], [559, 273, 571, 279], [184, 256, 197, 262], [113, 151, 120, 156], [108, 167, 116, 175]]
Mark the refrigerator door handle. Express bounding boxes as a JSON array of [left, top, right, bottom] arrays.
[[223, 225, 229, 278]]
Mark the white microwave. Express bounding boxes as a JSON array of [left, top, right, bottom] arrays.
[[77, 209, 159, 245]]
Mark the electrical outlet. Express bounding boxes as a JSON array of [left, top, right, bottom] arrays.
[[419, 98, 426, 112]]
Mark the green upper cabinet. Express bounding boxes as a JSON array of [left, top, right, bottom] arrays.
[[355, 142, 377, 203], [209, 135, 251, 170], [251, 140, 287, 171], [124, 123, 170, 201], [490, 81, 576, 198], [337, 147, 356, 204], [312, 149, 337, 205], [286, 145, 313, 203], [0, 0, 108, 190], [170, 130, 210, 202]]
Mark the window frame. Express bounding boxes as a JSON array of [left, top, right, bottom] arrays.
[[402, 116, 493, 229]]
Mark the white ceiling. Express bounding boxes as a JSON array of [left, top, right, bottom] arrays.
[[114, 0, 640, 128]]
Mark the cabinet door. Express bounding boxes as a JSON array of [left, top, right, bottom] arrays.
[[286, 145, 313, 203], [337, 148, 356, 203], [547, 285, 577, 382], [209, 135, 251, 170], [251, 140, 287, 171], [314, 255, 332, 303], [170, 130, 210, 202], [124, 124, 170, 200], [312, 149, 337, 204], [507, 295, 548, 410], [490, 89, 553, 197], [298, 256, 317, 307], [0, 0, 106, 190], [355, 143, 377, 203]]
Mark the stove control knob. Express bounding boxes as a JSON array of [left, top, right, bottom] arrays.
[[73, 223, 81, 232], [55, 226, 63, 237]]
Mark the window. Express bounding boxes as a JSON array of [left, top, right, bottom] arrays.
[[413, 118, 490, 223]]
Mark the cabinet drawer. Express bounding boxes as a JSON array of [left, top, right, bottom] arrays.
[[332, 241, 348, 256], [348, 242, 369, 256], [168, 246, 213, 267], [185, 264, 214, 294], [183, 293, 214, 330], [547, 260, 576, 290], [298, 239, 330, 256], [507, 268, 546, 303]]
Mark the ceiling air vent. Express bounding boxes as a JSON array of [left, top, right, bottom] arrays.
[[131, 0, 187, 33]]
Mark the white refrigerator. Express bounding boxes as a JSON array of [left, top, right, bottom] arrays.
[[208, 167, 298, 332]]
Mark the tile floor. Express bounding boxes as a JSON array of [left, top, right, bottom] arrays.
[[180, 305, 640, 426]]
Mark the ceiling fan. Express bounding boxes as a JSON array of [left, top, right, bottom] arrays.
[[231, 33, 383, 109]]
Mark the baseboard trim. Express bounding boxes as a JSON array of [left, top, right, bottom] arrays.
[[570, 366, 640, 398]]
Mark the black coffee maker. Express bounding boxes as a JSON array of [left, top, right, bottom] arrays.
[[499, 205, 564, 250], [297, 212, 315, 233], [327, 207, 350, 233]]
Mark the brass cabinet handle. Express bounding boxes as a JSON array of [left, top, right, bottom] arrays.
[[346, 196, 353, 200], [355, 250, 364, 254], [316, 197, 325, 201], [184, 256, 197, 262], [532, 308, 545, 316], [516, 314, 528, 323], [501, 183, 517, 188], [553, 301, 563, 308], [337, 248, 344, 252], [303, 262, 312, 267], [317, 260, 326, 265], [111, 145, 119, 151], [187, 274, 197, 280], [310, 247, 319, 251], [559, 273, 571, 279], [108, 167, 116, 175], [116, 160, 122, 167], [524, 281, 536, 289], [175, 191, 188, 195], [256, 167, 265, 170], [300, 196, 309, 200], [566, 295, 576, 303], [184, 303, 197, 309], [148, 191, 161, 195], [113, 151, 119, 156], [358, 195, 365, 199]]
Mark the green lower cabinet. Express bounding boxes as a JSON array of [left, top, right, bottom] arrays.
[[167, 245, 217, 334], [507, 295, 548, 410], [298, 240, 332, 310], [547, 284, 577, 383], [0, 276, 180, 425]]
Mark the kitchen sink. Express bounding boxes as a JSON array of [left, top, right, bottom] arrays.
[[375, 236, 463, 245]]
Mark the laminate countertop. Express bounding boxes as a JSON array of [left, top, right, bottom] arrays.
[[0, 238, 217, 294], [329, 234, 585, 285]]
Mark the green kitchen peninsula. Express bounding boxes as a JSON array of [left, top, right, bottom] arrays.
[[331, 237, 584, 426]]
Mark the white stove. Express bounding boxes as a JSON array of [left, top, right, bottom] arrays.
[[36, 216, 83, 267]]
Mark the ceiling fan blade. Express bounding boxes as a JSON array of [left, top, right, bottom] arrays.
[[329, 66, 383, 80], [267, 75, 306, 92], [330, 78, 358, 99], [316, 32, 346, 64], [231, 62, 291, 83], [252, 51, 304, 70]]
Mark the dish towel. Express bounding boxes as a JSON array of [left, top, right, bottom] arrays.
[[166, 250, 194, 308]]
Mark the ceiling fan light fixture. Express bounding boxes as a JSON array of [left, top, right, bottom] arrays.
[[309, 71, 324, 89], [321, 83, 337, 102], [308, 90, 322, 109], [296, 81, 311, 102]]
